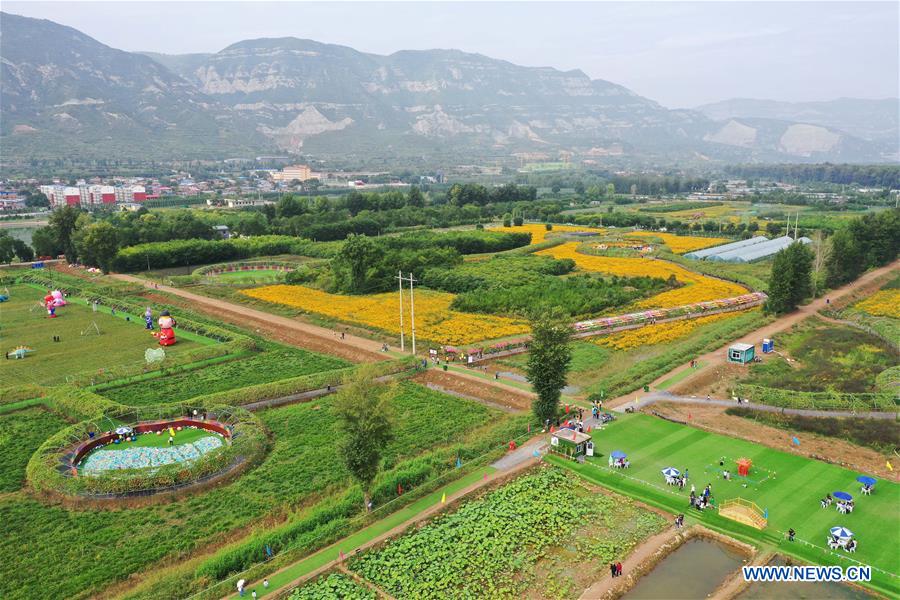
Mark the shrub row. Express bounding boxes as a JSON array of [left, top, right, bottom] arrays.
[[188, 356, 419, 407], [380, 230, 532, 255], [0, 384, 47, 406], [113, 236, 341, 272], [733, 384, 897, 412]]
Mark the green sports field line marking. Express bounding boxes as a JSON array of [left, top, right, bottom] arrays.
[[245, 467, 496, 598], [657, 361, 705, 390]]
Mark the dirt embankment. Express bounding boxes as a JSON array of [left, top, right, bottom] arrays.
[[647, 402, 899, 482], [412, 369, 532, 412]]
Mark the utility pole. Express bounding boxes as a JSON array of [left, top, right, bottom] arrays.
[[396, 271, 405, 351], [409, 273, 417, 355]]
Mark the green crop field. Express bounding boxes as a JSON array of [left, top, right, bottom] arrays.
[[346, 467, 667, 599], [0, 382, 527, 599], [552, 414, 900, 597], [99, 346, 349, 405], [212, 269, 286, 283], [0, 284, 203, 385], [0, 407, 68, 492]]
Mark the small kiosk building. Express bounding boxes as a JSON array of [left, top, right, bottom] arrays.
[[549, 429, 593, 461], [728, 342, 755, 365]]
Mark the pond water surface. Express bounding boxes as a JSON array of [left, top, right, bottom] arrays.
[[622, 538, 745, 600]]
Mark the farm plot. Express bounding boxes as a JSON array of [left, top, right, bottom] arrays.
[[347, 467, 667, 599], [289, 573, 375, 600], [0, 284, 200, 386], [493, 223, 606, 245], [99, 346, 349, 405], [536, 243, 747, 308], [0, 407, 68, 492], [626, 231, 728, 254], [0, 382, 522, 600], [740, 317, 895, 394]]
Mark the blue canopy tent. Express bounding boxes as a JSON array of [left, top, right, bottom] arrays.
[[857, 476, 877, 487], [611, 450, 627, 459], [661, 467, 681, 478], [829, 526, 854, 540], [833, 491, 853, 502]]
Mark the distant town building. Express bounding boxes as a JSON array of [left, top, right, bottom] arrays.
[[40, 184, 145, 207], [0, 195, 25, 211], [272, 164, 313, 182]]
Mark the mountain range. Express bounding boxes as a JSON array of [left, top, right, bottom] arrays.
[[2, 12, 897, 166]]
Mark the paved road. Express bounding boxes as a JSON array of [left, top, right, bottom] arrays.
[[607, 259, 900, 408], [617, 391, 897, 420]]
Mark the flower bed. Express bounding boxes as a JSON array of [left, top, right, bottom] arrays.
[[241, 285, 528, 345], [537, 242, 748, 308]]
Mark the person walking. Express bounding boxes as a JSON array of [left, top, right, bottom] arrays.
[[251, 591, 257, 600], [263, 579, 269, 590], [616, 562, 623, 577], [610, 563, 617, 578], [788, 528, 795, 542]]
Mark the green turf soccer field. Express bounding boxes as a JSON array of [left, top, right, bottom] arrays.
[[550, 413, 900, 597], [0, 284, 210, 386]]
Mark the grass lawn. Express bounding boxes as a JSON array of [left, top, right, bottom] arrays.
[[91, 427, 215, 451], [551, 414, 900, 597], [657, 361, 706, 390], [742, 318, 895, 393], [212, 269, 285, 283], [0, 284, 204, 386]]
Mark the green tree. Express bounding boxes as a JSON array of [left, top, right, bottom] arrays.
[[73, 222, 120, 273], [525, 307, 573, 425], [333, 367, 395, 509], [48, 205, 82, 263], [12, 239, 34, 262], [407, 186, 425, 208], [766, 242, 814, 314], [31, 227, 60, 258], [0, 233, 14, 264], [605, 183, 616, 198], [332, 233, 379, 293]]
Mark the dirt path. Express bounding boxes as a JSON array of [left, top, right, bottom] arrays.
[[648, 402, 899, 482], [111, 274, 389, 363], [607, 260, 900, 408], [578, 527, 680, 600]]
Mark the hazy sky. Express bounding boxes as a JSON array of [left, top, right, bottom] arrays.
[[4, 1, 898, 107]]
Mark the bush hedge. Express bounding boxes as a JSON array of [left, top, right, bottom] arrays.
[[733, 384, 897, 412], [113, 236, 341, 272]]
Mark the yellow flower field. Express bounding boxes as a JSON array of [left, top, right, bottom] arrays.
[[591, 313, 735, 351], [241, 285, 528, 345], [536, 242, 746, 309], [854, 289, 900, 318], [626, 231, 729, 254], [491, 223, 605, 245]]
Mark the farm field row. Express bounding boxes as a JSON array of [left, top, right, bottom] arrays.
[[99, 345, 349, 405], [0, 381, 528, 600]]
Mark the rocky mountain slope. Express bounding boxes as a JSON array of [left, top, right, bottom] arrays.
[[2, 12, 894, 165]]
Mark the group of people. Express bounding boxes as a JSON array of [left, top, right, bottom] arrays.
[[828, 535, 857, 553], [674, 514, 685, 528], [666, 471, 688, 489], [609, 561, 624, 578], [689, 483, 713, 510], [837, 500, 855, 514], [609, 456, 630, 469]]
